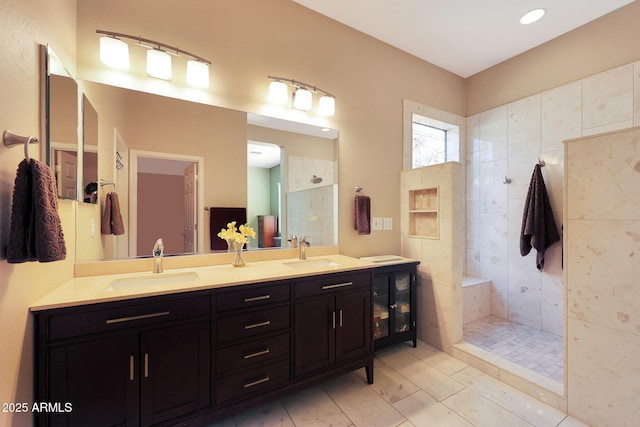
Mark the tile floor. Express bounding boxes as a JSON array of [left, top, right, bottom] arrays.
[[463, 316, 564, 383], [208, 341, 587, 427]]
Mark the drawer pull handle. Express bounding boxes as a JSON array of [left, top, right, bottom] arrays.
[[129, 355, 135, 381], [144, 353, 149, 378], [244, 295, 271, 303], [106, 311, 170, 324], [244, 376, 270, 388], [339, 309, 343, 327], [244, 320, 271, 330], [322, 281, 353, 290], [243, 348, 270, 359], [332, 311, 336, 329]]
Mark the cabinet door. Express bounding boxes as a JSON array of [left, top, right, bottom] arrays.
[[394, 273, 412, 333], [336, 290, 372, 362], [48, 334, 139, 427], [140, 320, 211, 426], [373, 274, 391, 340], [294, 296, 335, 376]]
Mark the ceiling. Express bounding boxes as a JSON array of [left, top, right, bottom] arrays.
[[292, 0, 634, 78]]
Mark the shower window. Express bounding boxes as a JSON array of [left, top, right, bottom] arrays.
[[410, 112, 460, 169]]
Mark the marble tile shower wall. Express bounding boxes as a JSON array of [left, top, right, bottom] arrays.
[[464, 61, 640, 336]]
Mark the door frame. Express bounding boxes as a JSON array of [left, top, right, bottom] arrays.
[[129, 149, 205, 257]]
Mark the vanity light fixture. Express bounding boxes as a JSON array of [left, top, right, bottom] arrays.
[[99, 36, 130, 69], [186, 59, 210, 87], [293, 87, 313, 111], [269, 80, 289, 104], [146, 48, 172, 80], [520, 8, 546, 25], [96, 30, 212, 87], [268, 76, 336, 116]]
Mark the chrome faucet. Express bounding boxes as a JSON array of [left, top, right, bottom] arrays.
[[299, 236, 310, 260], [152, 238, 164, 274], [288, 234, 298, 248]]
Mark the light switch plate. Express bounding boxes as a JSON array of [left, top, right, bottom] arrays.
[[383, 217, 393, 230], [372, 217, 383, 230]]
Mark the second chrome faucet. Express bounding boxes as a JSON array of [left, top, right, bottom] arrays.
[[299, 236, 310, 260]]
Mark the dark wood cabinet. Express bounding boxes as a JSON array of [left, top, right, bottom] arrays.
[[214, 280, 292, 405], [34, 268, 374, 426], [372, 261, 419, 351], [48, 333, 139, 426], [294, 272, 373, 383], [35, 292, 212, 427]]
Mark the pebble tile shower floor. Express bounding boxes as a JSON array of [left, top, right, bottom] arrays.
[[463, 316, 564, 382]]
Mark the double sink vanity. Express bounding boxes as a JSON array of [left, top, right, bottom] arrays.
[[30, 253, 417, 426]]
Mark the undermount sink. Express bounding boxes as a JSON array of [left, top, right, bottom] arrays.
[[284, 259, 340, 269], [106, 271, 200, 291]]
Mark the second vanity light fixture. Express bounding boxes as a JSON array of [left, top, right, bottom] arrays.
[[268, 76, 336, 116], [97, 30, 212, 87]]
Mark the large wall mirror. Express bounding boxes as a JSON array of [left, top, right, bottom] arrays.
[[68, 80, 338, 262], [44, 45, 80, 200]]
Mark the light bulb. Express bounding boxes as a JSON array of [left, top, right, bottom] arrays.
[[147, 49, 172, 80], [293, 87, 312, 111], [269, 81, 289, 104], [318, 95, 336, 116], [187, 60, 210, 87], [99, 36, 130, 69]]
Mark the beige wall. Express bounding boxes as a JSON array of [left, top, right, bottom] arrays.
[[76, 0, 467, 258], [3, 1, 640, 425], [466, 1, 640, 115], [0, 1, 77, 425]]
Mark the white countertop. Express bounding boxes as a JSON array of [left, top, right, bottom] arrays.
[[30, 254, 377, 311]]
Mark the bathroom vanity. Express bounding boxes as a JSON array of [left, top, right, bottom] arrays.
[[31, 256, 374, 426]]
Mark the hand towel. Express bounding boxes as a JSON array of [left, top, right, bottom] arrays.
[[520, 164, 560, 270], [101, 192, 125, 235], [7, 159, 66, 263], [354, 195, 371, 235]]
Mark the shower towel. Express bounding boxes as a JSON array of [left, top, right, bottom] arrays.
[[354, 195, 371, 235], [209, 207, 246, 250], [520, 164, 560, 270], [7, 159, 66, 263], [101, 192, 125, 235]]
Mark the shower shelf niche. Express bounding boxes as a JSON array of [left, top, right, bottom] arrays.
[[408, 187, 439, 239]]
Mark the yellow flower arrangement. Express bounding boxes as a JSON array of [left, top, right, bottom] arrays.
[[217, 221, 256, 244]]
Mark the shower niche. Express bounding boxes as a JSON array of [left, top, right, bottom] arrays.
[[408, 187, 439, 239]]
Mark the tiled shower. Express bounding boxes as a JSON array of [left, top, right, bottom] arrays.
[[463, 61, 640, 380]]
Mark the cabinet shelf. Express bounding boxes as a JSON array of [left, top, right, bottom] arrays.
[[408, 188, 439, 239]]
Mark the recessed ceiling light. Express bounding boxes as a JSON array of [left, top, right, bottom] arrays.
[[520, 8, 546, 25]]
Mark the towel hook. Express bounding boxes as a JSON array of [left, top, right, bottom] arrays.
[[503, 176, 512, 184], [355, 186, 363, 193], [538, 158, 545, 167], [3, 130, 39, 162]]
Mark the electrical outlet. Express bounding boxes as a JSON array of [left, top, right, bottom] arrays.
[[372, 217, 383, 230], [383, 217, 393, 230]]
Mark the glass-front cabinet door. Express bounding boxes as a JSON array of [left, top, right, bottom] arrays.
[[373, 276, 390, 340], [394, 273, 411, 334], [372, 262, 419, 351]]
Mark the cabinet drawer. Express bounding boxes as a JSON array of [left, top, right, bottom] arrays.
[[216, 359, 290, 404], [295, 271, 371, 299], [216, 306, 290, 343], [216, 333, 289, 374], [216, 282, 290, 312], [48, 294, 211, 341]]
